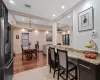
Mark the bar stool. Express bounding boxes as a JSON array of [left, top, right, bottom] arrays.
[[57, 49, 77, 80], [49, 47, 58, 78]]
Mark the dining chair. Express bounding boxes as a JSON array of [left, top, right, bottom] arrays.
[[21, 45, 28, 60], [57, 49, 77, 80], [49, 47, 58, 78], [31, 49, 37, 59]]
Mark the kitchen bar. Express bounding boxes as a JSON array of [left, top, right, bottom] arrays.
[[46, 45, 100, 80]]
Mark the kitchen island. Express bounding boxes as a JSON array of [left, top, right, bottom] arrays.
[[46, 45, 100, 80]]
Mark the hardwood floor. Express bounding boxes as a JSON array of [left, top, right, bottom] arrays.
[[14, 52, 46, 74]]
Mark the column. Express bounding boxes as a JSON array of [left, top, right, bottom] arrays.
[[52, 22, 58, 45]]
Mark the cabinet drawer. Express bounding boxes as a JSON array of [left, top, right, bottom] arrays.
[[78, 59, 96, 74]]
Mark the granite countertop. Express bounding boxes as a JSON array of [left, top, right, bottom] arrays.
[[68, 51, 100, 65], [48, 45, 100, 65]]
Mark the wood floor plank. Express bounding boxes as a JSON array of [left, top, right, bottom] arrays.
[[13, 53, 46, 74]]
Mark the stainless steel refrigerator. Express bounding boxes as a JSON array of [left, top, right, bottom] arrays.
[[0, 18, 13, 80]]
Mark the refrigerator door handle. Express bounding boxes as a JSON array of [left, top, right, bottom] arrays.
[[4, 59, 13, 69], [0, 18, 5, 65]]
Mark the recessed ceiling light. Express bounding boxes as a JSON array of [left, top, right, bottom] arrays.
[[68, 15, 70, 18], [53, 14, 55, 17], [86, 3, 91, 7], [9, 0, 14, 4], [22, 18, 24, 20], [62, 6, 65, 9]]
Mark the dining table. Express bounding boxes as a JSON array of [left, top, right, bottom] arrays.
[[24, 48, 37, 60]]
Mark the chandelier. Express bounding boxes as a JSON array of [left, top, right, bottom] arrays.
[[27, 18, 33, 32]]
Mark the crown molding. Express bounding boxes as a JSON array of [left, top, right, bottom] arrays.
[[9, 10, 53, 22], [17, 21, 52, 28], [13, 26, 52, 32]]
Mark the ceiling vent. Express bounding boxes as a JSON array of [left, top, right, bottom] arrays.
[[25, 4, 31, 8]]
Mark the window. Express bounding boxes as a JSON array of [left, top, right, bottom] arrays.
[[22, 33, 29, 50], [62, 34, 70, 45]]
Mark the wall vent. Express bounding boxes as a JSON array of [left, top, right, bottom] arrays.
[[25, 4, 31, 8]]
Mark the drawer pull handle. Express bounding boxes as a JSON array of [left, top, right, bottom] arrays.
[[79, 64, 90, 69]]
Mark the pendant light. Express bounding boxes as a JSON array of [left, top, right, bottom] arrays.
[[27, 18, 33, 32]]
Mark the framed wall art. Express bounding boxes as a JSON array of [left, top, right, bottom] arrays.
[[16, 35, 19, 39], [78, 7, 94, 32], [46, 32, 52, 41]]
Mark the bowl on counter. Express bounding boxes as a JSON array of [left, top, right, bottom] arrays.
[[84, 51, 97, 59]]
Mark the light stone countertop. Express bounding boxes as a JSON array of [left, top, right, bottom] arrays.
[[48, 45, 100, 65], [68, 51, 100, 65]]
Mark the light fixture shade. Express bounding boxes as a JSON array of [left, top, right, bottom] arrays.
[[27, 18, 33, 32], [27, 28, 33, 32]]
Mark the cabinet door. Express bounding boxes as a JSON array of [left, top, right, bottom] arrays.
[[79, 67, 94, 80], [78, 60, 95, 80]]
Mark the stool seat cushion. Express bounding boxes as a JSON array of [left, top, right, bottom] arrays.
[[68, 61, 76, 71]]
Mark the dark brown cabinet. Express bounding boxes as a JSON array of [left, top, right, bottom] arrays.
[[78, 59, 100, 80], [79, 70, 94, 80]]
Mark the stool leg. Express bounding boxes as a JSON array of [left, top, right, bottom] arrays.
[[53, 69, 56, 78], [58, 68, 60, 80], [66, 71, 68, 80], [75, 67, 77, 80], [49, 66, 51, 73]]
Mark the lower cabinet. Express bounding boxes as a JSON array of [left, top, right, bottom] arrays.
[[78, 65, 94, 80], [78, 60, 100, 80], [79, 69, 95, 80]]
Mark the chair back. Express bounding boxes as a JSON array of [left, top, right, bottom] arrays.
[[57, 49, 68, 69], [21, 45, 24, 52], [49, 47, 56, 61]]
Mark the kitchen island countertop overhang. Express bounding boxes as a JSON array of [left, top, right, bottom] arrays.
[[46, 45, 100, 65]]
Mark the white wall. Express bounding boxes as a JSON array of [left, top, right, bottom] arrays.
[[8, 12, 16, 26], [73, 0, 100, 52], [13, 29, 53, 54], [57, 32, 62, 44], [13, 29, 62, 54]]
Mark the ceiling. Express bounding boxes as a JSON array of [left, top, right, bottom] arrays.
[[58, 11, 73, 27], [14, 15, 52, 26], [3, 0, 82, 29], [3, 0, 81, 20]]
